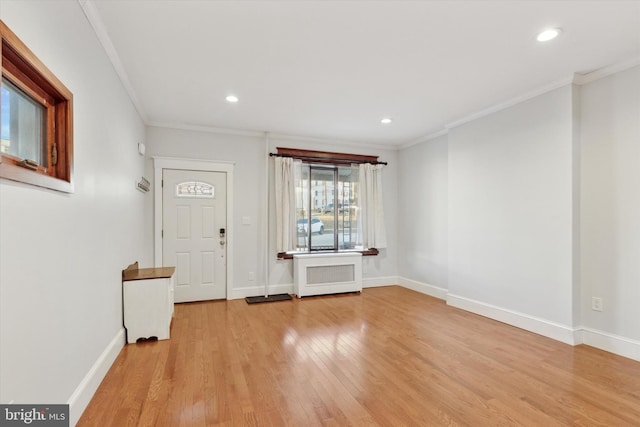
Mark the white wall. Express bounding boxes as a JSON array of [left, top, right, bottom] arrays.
[[397, 68, 640, 356], [145, 126, 266, 298], [397, 135, 448, 294], [447, 86, 576, 334], [145, 127, 399, 297], [0, 0, 148, 423], [580, 66, 640, 344]]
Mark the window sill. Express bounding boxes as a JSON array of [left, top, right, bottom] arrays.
[[277, 248, 379, 260], [0, 160, 73, 193]]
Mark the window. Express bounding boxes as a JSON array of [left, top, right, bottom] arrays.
[[0, 20, 74, 193], [176, 181, 214, 198], [275, 147, 386, 259], [296, 163, 357, 252], [1, 78, 46, 162]]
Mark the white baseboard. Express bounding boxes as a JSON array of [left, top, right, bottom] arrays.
[[232, 279, 640, 361], [68, 328, 125, 426], [229, 284, 294, 300], [362, 276, 398, 288], [579, 327, 640, 361], [230, 277, 399, 299], [397, 277, 448, 300], [446, 294, 578, 345]]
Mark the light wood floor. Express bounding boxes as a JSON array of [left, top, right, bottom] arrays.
[[78, 286, 640, 426]]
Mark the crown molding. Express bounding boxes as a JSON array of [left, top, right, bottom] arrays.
[[445, 57, 640, 134], [399, 129, 449, 150], [146, 121, 399, 152], [147, 121, 265, 138], [398, 75, 575, 147], [445, 76, 574, 131], [573, 57, 640, 85], [432, 57, 640, 140], [79, 0, 148, 123], [401, 57, 640, 147]]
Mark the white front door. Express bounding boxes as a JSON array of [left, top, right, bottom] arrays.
[[162, 169, 227, 302]]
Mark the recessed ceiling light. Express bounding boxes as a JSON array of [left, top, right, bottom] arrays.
[[537, 28, 561, 42], [225, 95, 239, 103], [381, 118, 392, 124]]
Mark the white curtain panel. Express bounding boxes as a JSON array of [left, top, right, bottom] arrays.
[[274, 157, 300, 252], [357, 163, 387, 249]]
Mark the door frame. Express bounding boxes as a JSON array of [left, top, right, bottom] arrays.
[[153, 156, 234, 300]]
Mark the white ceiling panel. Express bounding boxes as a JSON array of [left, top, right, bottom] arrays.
[[88, 0, 640, 146]]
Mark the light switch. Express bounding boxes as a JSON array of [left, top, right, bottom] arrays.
[[242, 216, 251, 225]]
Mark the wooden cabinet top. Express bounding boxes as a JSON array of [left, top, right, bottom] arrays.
[[122, 262, 175, 282]]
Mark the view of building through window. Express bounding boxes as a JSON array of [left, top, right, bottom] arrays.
[[295, 164, 359, 252], [0, 77, 47, 166]]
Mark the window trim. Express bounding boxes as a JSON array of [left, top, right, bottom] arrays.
[[277, 248, 379, 260], [0, 20, 74, 193], [274, 147, 383, 259], [275, 147, 384, 166]]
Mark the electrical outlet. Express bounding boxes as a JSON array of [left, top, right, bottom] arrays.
[[248, 272, 255, 281], [592, 297, 603, 312]]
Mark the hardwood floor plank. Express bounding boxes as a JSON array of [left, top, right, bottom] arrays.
[[79, 286, 640, 426]]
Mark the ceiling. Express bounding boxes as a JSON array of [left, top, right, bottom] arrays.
[[86, 0, 640, 147]]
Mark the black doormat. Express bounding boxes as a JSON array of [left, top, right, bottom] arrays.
[[245, 294, 293, 304]]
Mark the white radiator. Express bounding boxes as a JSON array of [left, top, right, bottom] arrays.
[[293, 253, 363, 298]]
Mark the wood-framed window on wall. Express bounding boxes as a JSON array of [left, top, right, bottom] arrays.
[[274, 147, 387, 259], [0, 20, 74, 193]]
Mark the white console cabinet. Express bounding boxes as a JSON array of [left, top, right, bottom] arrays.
[[122, 263, 175, 344]]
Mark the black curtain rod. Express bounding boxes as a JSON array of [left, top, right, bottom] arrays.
[[269, 152, 388, 166]]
